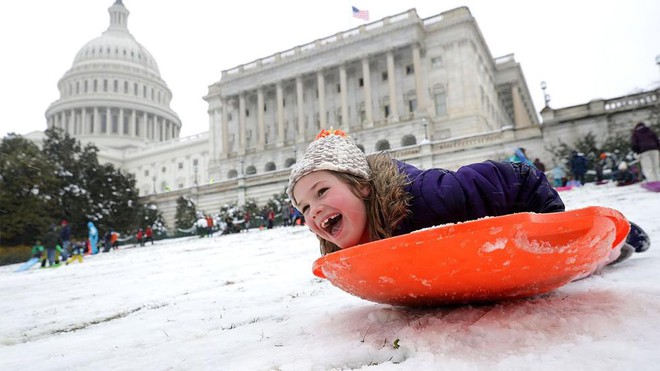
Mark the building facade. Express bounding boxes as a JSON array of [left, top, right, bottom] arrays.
[[35, 1, 658, 230]]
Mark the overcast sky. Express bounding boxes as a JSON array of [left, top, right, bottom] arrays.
[[2, 0, 659, 139]]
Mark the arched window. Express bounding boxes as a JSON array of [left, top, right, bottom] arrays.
[[284, 158, 296, 168], [227, 169, 238, 179], [375, 139, 391, 151], [401, 134, 417, 146], [265, 162, 276, 171], [246, 165, 257, 175]]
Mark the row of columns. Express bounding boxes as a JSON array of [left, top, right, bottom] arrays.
[[48, 108, 180, 142], [214, 44, 428, 158]]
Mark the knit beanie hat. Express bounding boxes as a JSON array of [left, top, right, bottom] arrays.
[[287, 129, 370, 208]]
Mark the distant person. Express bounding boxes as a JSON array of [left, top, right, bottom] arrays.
[[533, 158, 546, 173], [136, 228, 144, 247], [569, 151, 588, 186], [145, 226, 154, 245], [508, 147, 534, 167], [551, 165, 566, 187], [60, 219, 71, 262], [631, 122, 660, 182], [42, 224, 63, 267], [87, 221, 99, 254]]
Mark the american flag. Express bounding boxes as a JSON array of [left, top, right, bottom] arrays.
[[352, 6, 369, 21]]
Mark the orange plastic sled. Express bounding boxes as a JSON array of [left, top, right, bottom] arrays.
[[312, 206, 630, 307]]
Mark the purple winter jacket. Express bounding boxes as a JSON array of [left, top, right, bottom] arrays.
[[393, 160, 565, 236], [631, 123, 660, 154]]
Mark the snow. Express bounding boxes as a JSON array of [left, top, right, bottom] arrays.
[[1, 182, 659, 370]]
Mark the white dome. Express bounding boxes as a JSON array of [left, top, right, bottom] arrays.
[[71, 1, 160, 75], [45, 0, 182, 150]]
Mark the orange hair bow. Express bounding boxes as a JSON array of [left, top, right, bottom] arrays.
[[315, 128, 347, 140]]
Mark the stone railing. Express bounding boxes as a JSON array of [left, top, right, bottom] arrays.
[[604, 90, 658, 111], [220, 7, 471, 81], [432, 130, 505, 152], [542, 88, 659, 124], [221, 9, 416, 80]]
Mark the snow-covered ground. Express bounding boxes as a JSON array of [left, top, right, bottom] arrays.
[[1, 182, 659, 370]]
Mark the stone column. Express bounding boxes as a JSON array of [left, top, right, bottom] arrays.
[[257, 87, 265, 150], [142, 111, 148, 140], [317, 71, 326, 129], [339, 65, 349, 132], [362, 57, 373, 127], [412, 43, 427, 114], [221, 97, 229, 158], [119, 108, 125, 136], [81, 108, 87, 135], [239, 93, 246, 154], [208, 109, 216, 159], [93, 108, 100, 134], [105, 107, 111, 135], [387, 50, 399, 121], [296, 76, 305, 143], [276, 82, 285, 147], [131, 109, 137, 137]]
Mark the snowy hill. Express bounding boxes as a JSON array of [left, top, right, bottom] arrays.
[[1, 182, 659, 370]]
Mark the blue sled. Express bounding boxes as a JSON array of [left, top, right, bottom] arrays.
[[15, 257, 40, 272]]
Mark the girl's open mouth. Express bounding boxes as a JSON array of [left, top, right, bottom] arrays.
[[321, 214, 342, 235]]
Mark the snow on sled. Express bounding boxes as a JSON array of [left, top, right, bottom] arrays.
[[312, 206, 630, 307], [641, 181, 660, 192]]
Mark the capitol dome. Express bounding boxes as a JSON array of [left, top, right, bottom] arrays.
[[45, 0, 182, 150]]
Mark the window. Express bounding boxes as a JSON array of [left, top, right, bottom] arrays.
[[337, 84, 341, 93], [382, 72, 388, 81], [228, 113, 233, 121], [408, 98, 417, 113], [178, 162, 183, 169], [124, 81, 129, 93], [435, 92, 447, 116], [113, 80, 118, 92], [245, 109, 250, 117], [134, 83, 138, 95], [193, 159, 199, 166], [103, 79, 108, 92], [94, 80, 98, 92], [384, 105, 390, 118], [161, 166, 167, 173], [358, 78, 364, 87], [431, 56, 443, 69], [144, 170, 149, 176], [406, 65, 414, 75]]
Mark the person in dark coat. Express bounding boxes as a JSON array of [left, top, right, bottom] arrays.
[[42, 224, 63, 267], [287, 129, 564, 255], [631, 122, 660, 182], [60, 219, 71, 262], [569, 151, 588, 186]]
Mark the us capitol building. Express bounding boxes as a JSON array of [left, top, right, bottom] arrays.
[[31, 1, 659, 228]]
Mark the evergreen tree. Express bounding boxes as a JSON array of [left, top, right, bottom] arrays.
[[0, 134, 59, 246], [41, 128, 138, 237], [175, 196, 197, 233]]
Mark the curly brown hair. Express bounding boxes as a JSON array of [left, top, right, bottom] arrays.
[[318, 153, 411, 255]]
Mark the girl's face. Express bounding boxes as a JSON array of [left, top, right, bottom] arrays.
[[293, 170, 371, 249]]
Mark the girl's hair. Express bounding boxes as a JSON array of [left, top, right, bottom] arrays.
[[318, 153, 411, 255]]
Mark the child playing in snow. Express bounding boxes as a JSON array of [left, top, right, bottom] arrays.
[[287, 129, 649, 260]]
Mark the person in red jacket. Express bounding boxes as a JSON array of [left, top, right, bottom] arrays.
[[145, 226, 154, 245], [136, 228, 144, 247]]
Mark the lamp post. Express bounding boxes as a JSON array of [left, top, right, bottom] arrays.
[[193, 166, 198, 187], [540, 81, 551, 107], [239, 157, 245, 177]]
